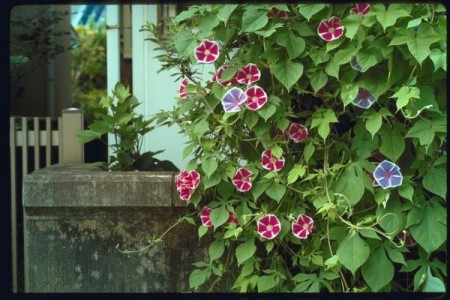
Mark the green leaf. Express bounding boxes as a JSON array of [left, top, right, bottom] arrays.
[[202, 156, 218, 178], [341, 14, 361, 40], [209, 239, 225, 262], [198, 225, 208, 239], [275, 30, 305, 59], [236, 239, 256, 266], [332, 165, 365, 206], [251, 179, 272, 200], [333, 42, 359, 65], [174, 30, 198, 58], [311, 109, 338, 140], [324, 59, 340, 79], [197, 15, 220, 34], [288, 164, 306, 184], [303, 142, 315, 163], [384, 244, 407, 266], [309, 70, 328, 93], [410, 203, 446, 254], [265, 182, 286, 203], [356, 45, 383, 69], [257, 104, 277, 121], [298, 4, 326, 21], [203, 172, 222, 189], [189, 268, 209, 289], [359, 228, 381, 240], [337, 232, 370, 275], [271, 57, 304, 91], [210, 205, 230, 229], [378, 126, 405, 162], [76, 130, 100, 144], [242, 8, 268, 32], [423, 167, 447, 199], [257, 275, 276, 292], [373, 4, 411, 31], [398, 184, 414, 202], [408, 23, 443, 64], [423, 266, 446, 292], [405, 116, 446, 150], [365, 112, 382, 139], [429, 48, 447, 72], [193, 118, 209, 137], [390, 23, 443, 65], [217, 4, 238, 23], [361, 247, 394, 292], [340, 84, 359, 107], [390, 86, 421, 112]]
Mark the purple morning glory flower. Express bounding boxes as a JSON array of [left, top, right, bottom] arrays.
[[373, 160, 403, 189], [350, 56, 367, 72], [352, 88, 376, 109], [222, 87, 247, 112]]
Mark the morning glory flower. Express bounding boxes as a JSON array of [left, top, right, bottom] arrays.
[[352, 88, 376, 109], [291, 214, 314, 239], [257, 214, 281, 240], [221, 87, 247, 112], [317, 16, 344, 42], [373, 160, 403, 189], [350, 3, 371, 16], [194, 39, 220, 63]]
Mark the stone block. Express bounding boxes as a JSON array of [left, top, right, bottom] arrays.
[[23, 164, 208, 292]]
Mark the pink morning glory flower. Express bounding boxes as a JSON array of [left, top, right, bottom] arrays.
[[176, 170, 201, 190], [236, 63, 261, 85], [257, 214, 281, 240], [288, 123, 308, 143], [232, 167, 253, 192], [350, 3, 371, 16], [245, 86, 268, 111], [227, 210, 239, 225], [178, 185, 194, 201], [267, 7, 288, 19], [275, 127, 290, 141], [373, 160, 403, 189], [291, 214, 314, 239], [179, 78, 188, 99], [317, 16, 344, 42], [213, 65, 239, 87], [201, 206, 213, 227], [194, 39, 220, 63], [222, 87, 247, 112], [261, 149, 285, 172], [352, 88, 376, 109]]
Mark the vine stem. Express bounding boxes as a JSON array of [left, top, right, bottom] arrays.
[[116, 211, 197, 254]]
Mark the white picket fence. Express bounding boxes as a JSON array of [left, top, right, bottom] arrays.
[[9, 108, 84, 292]]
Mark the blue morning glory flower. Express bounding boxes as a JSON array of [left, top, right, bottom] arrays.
[[222, 87, 247, 112], [373, 160, 403, 189], [352, 88, 376, 109], [350, 56, 368, 73]]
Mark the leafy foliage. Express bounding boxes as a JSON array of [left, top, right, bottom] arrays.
[[143, 3, 446, 292], [71, 20, 108, 125], [77, 82, 178, 171]]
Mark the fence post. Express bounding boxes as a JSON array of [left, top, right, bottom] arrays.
[[60, 108, 84, 163]]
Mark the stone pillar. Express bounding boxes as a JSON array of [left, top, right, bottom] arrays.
[[23, 163, 208, 292]]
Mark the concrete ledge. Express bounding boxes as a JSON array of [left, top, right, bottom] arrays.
[[23, 163, 184, 207]]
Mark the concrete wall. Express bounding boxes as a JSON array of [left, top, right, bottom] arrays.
[[23, 163, 209, 292]]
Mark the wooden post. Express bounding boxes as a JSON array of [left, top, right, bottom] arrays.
[[60, 108, 84, 164]]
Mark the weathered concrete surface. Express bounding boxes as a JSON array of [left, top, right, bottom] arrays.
[[23, 164, 209, 292]]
